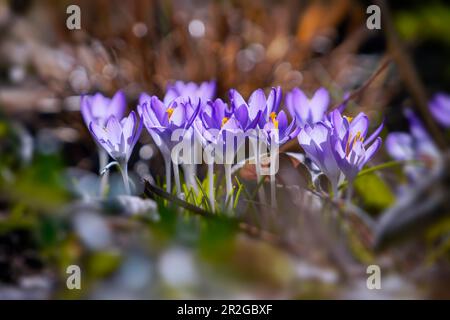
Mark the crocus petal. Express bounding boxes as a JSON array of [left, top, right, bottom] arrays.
[[80, 95, 93, 126], [229, 89, 247, 111], [89, 122, 115, 158], [285, 89, 296, 118], [130, 114, 143, 159], [185, 99, 201, 128], [199, 80, 217, 101], [309, 122, 329, 145], [246, 110, 262, 130], [248, 89, 266, 120], [90, 93, 109, 119], [89, 122, 108, 144], [287, 123, 301, 141], [330, 109, 347, 140], [298, 127, 312, 146], [266, 86, 282, 114], [349, 113, 369, 139], [429, 93, 450, 127], [169, 105, 186, 127], [310, 87, 330, 122], [222, 117, 241, 131], [277, 110, 288, 132], [385, 132, 414, 161], [235, 105, 249, 127], [286, 88, 310, 123], [364, 120, 384, 146], [163, 88, 178, 105], [110, 90, 126, 119], [298, 129, 321, 166], [122, 112, 136, 147], [105, 116, 122, 146], [362, 137, 382, 167], [404, 109, 429, 142], [139, 92, 151, 105], [151, 97, 169, 125]]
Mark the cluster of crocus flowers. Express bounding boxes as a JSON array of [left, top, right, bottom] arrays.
[[386, 109, 440, 185], [386, 93, 450, 187], [298, 109, 383, 199], [80, 80, 386, 210]]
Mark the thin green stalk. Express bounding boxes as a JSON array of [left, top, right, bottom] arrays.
[[173, 162, 182, 196], [332, 183, 339, 200], [99, 148, 109, 197], [224, 163, 233, 211], [338, 160, 408, 190], [253, 141, 266, 204], [346, 183, 354, 203], [183, 164, 198, 193], [270, 173, 277, 208], [119, 160, 130, 195], [164, 156, 172, 193], [208, 162, 215, 212]]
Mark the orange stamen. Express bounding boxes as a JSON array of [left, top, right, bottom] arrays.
[[345, 131, 363, 156], [270, 112, 279, 129], [221, 117, 229, 127], [166, 107, 174, 119]]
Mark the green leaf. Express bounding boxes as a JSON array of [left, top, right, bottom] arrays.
[[354, 172, 395, 213], [87, 251, 122, 278]]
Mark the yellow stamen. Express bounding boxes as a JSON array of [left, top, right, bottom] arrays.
[[166, 107, 174, 119], [355, 131, 364, 142], [345, 116, 353, 123], [345, 131, 364, 156], [221, 117, 229, 127], [270, 112, 279, 129]]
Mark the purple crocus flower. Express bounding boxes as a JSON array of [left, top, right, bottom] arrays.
[[138, 94, 200, 195], [163, 80, 216, 106], [194, 98, 262, 210], [262, 110, 300, 146], [138, 95, 200, 153], [80, 91, 127, 196], [429, 92, 450, 127], [329, 111, 383, 183], [298, 122, 342, 192], [195, 98, 261, 153], [286, 87, 330, 127], [81, 91, 126, 127], [298, 110, 382, 195], [89, 111, 142, 163], [229, 87, 281, 128], [386, 109, 439, 183]]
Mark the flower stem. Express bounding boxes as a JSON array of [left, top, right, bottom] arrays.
[[253, 141, 266, 204], [119, 160, 131, 195], [224, 163, 233, 212], [164, 156, 172, 193], [99, 148, 109, 198], [270, 172, 277, 208], [173, 162, 182, 196], [332, 183, 339, 200], [183, 164, 198, 193], [191, 164, 198, 192], [346, 183, 354, 203], [208, 162, 215, 212]]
